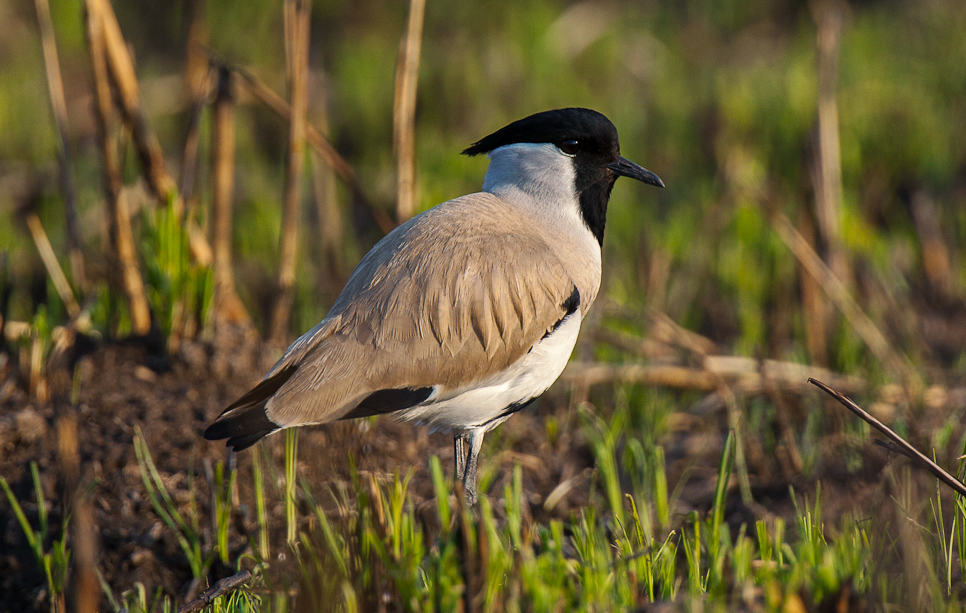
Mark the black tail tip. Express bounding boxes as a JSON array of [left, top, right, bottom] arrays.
[[204, 421, 277, 452]]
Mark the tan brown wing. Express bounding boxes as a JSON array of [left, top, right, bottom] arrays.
[[260, 193, 580, 428]]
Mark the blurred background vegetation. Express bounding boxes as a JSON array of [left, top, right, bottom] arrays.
[[2, 0, 963, 373], [3, 0, 966, 610]]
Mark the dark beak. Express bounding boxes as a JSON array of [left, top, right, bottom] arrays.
[[607, 157, 664, 188]]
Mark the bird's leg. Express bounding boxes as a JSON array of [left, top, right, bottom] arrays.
[[462, 429, 485, 505], [454, 433, 467, 484]]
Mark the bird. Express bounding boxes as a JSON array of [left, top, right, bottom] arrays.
[[204, 107, 663, 503]]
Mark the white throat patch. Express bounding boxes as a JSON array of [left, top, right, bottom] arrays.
[[481, 143, 584, 231]]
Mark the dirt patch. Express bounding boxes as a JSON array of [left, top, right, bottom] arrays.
[[0, 329, 939, 611]]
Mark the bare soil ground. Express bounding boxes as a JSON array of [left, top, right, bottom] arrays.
[[0, 328, 933, 612]]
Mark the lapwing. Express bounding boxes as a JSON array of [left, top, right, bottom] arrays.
[[204, 108, 664, 503]]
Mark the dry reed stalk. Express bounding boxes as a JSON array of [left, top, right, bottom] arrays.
[[590, 327, 679, 362], [33, 0, 86, 290], [55, 401, 98, 613], [910, 190, 955, 299], [772, 212, 922, 394], [87, 0, 214, 268], [811, 0, 849, 284], [764, 379, 805, 474], [307, 66, 344, 285], [179, 0, 210, 207], [210, 66, 249, 326], [311, 151, 345, 282], [87, 0, 178, 205], [222, 58, 396, 234], [393, 0, 427, 223], [270, 0, 312, 344], [25, 213, 80, 319], [796, 210, 829, 365], [85, 4, 152, 335]]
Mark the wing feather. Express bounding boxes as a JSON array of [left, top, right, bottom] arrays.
[[254, 194, 581, 428]]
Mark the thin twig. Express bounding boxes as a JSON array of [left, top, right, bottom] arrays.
[[809, 378, 966, 498], [33, 0, 86, 289], [393, 0, 427, 223], [772, 212, 921, 394], [210, 50, 396, 235], [270, 0, 312, 344], [176, 570, 253, 613], [874, 438, 914, 460]]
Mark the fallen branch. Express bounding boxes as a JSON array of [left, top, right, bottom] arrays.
[[177, 570, 253, 613], [563, 358, 865, 396], [809, 378, 966, 498]]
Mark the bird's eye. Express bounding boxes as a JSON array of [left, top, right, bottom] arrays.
[[560, 140, 580, 155]]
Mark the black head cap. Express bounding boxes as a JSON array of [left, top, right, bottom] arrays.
[[463, 108, 663, 245], [462, 108, 619, 159]]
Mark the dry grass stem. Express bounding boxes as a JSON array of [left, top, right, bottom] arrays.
[[311, 150, 345, 281], [811, 0, 849, 285], [772, 212, 921, 394], [210, 65, 249, 326], [270, 0, 312, 344], [179, 0, 209, 206], [85, 5, 152, 335], [87, 0, 178, 207], [33, 0, 85, 289], [87, 0, 213, 268], [393, 0, 427, 223], [649, 310, 720, 356], [25, 214, 80, 320], [55, 404, 98, 613], [797, 211, 829, 364]]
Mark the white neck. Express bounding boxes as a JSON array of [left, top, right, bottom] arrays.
[[481, 143, 587, 236], [480, 143, 602, 308]]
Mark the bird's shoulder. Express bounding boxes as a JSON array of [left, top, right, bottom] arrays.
[[336, 191, 574, 316]]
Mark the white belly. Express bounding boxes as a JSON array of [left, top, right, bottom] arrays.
[[398, 311, 582, 432]]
